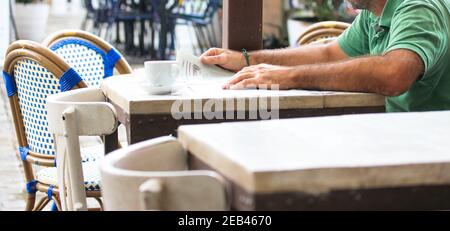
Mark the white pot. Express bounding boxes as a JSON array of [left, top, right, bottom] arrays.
[[14, 3, 50, 42]]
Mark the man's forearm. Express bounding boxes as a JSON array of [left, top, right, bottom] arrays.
[[287, 54, 420, 96], [249, 42, 346, 66]]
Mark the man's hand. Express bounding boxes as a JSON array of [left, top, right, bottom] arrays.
[[224, 64, 297, 90], [200, 41, 348, 73], [200, 48, 246, 72]]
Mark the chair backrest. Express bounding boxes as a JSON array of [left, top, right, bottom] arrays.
[[47, 88, 118, 211], [43, 30, 132, 88], [101, 136, 229, 211], [175, 0, 221, 21], [297, 21, 350, 46], [2, 40, 87, 165]]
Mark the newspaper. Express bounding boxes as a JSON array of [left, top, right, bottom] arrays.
[[176, 51, 235, 83]]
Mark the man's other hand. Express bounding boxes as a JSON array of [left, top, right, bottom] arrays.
[[224, 64, 297, 90], [200, 48, 246, 72]]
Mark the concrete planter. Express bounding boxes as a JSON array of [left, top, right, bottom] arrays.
[[14, 3, 49, 41]]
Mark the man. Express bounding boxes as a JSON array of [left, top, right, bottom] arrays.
[[200, 0, 450, 112]]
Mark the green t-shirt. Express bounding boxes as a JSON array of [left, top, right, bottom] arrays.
[[338, 0, 450, 112]]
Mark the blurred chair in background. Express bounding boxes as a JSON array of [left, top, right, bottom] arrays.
[[170, 0, 222, 55], [297, 21, 350, 46], [47, 88, 119, 211], [81, 0, 117, 42]]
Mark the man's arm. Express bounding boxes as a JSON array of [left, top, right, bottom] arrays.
[[200, 40, 348, 72], [226, 49, 424, 97], [249, 40, 349, 66]]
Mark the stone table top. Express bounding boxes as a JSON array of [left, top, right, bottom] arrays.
[[178, 111, 450, 195]]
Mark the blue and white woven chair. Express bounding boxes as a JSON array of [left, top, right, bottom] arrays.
[[43, 29, 133, 88], [2, 40, 103, 211], [43, 30, 131, 150]]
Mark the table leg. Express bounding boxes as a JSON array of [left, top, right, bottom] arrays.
[[104, 130, 120, 154], [139, 19, 145, 56], [139, 0, 147, 57], [157, 0, 168, 60], [150, 17, 156, 59], [115, 22, 121, 44], [124, 21, 131, 53]]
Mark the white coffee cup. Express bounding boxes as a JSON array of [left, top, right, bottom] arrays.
[[144, 61, 180, 87]]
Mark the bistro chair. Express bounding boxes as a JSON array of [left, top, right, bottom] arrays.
[[2, 40, 105, 211], [170, 0, 222, 54], [81, 0, 97, 32], [81, 0, 118, 42], [101, 136, 229, 211], [42, 29, 133, 88], [47, 88, 119, 211], [114, 0, 157, 57], [297, 21, 350, 46], [43, 30, 131, 149]]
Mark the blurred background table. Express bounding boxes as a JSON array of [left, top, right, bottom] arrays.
[[81, 0, 222, 60]]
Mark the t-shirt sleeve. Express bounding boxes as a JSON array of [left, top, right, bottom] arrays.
[[338, 11, 371, 57], [385, 2, 448, 74]]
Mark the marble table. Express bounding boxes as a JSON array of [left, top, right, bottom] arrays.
[[101, 69, 385, 145], [179, 111, 450, 210]]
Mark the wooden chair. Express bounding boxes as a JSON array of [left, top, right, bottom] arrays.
[[42, 29, 133, 88], [297, 21, 350, 46], [2, 40, 102, 211], [47, 88, 119, 211], [101, 136, 229, 211]]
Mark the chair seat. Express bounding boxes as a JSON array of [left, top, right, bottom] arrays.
[[37, 161, 101, 191], [81, 151, 103, 163]]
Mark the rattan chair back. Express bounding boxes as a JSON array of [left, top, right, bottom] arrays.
[[297, 21, 350, 46], [43, 30, 132, 87]]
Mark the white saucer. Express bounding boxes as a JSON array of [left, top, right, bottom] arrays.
[[145, 84, 174, 95]]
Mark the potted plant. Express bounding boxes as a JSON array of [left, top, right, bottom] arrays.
[[14, 0, 50, 41]]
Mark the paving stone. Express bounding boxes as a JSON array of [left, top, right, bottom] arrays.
[[0, 76, 24, 211]]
